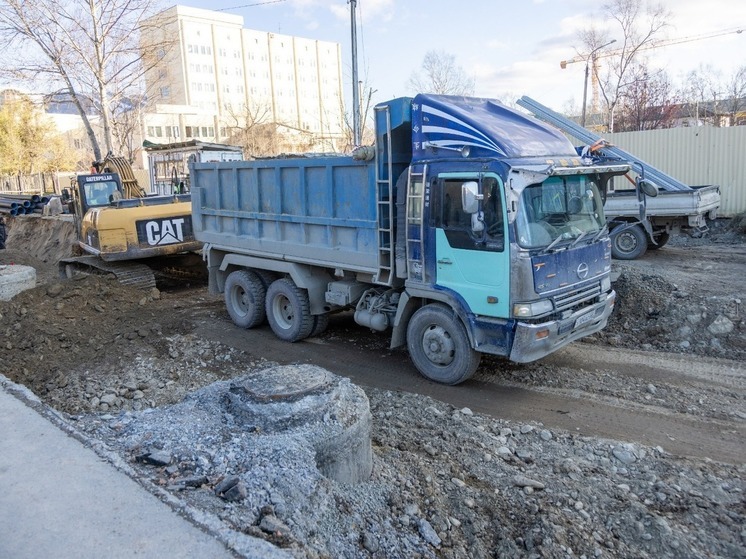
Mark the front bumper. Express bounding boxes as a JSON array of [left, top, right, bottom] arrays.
[[508, 290, 616, 363]]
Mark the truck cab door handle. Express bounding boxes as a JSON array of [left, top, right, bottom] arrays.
[[437, 258, 452, 265]]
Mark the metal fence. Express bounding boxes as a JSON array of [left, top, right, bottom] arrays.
[[607, 126, 746, 217], [0, 173, 69, 195]]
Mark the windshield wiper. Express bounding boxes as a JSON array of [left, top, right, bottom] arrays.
[[569, 230, 588, 248], [591, 224, 609, 244], [544, 235, 563, 252]]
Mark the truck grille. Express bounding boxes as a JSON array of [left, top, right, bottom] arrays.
[[552, 282, 601, 313]]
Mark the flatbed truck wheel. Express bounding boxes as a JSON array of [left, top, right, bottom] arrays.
[[647, 230, 670, 250], [406, 304, 481, 385], [225, 269, 266, 328], [266, 278, 314, 342], [611, 223, 648, 260]]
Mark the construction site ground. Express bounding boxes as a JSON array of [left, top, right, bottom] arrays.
[[1, 213, 745, 559]]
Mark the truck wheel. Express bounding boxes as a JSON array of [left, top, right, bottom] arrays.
[[647, 231, 670, 250], [225, 270, 266, 328], [266, 278, 314, 342], [611, 224, 648, 260], [406, 304, 481, 385], [310, 314, 330, 337]]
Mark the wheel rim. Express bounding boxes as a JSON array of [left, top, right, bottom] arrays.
[[230, 286, 250, 316], [617, 232, 637, 254], [271, 294, 294, 329], [421, 324, 455, 366]]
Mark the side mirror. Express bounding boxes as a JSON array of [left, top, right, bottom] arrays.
[[638, 179, 659, 198], [461, 181, 482, 214], [61, 189, 71, 203]]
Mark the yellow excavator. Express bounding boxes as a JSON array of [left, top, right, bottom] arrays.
[[59, 154, 203, 288]]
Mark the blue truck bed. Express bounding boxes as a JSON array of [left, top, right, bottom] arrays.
[[191, 156, 381, 272]]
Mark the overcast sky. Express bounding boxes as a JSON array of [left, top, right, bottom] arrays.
[[185, 0, 746, 112]]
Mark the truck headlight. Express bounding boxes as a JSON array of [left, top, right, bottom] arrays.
[[601, 276, 611, 293], [513, 299, 553, 318]]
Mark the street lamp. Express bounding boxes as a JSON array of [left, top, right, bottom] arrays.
[[581, 39, 615, 128]]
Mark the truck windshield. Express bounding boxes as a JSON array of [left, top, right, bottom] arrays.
[[515, 176, 605, 249]]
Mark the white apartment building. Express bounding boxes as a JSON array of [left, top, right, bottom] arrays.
[[140, 5, 346, 154]]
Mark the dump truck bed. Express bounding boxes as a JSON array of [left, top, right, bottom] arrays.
[[191, 157, 381, 272]]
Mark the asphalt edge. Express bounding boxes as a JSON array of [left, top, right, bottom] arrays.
[[0, 373, 290, 559]]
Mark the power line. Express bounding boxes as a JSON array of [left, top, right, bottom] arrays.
[[215, 0, 286, 12]]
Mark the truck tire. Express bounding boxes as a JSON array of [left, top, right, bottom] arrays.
[[225, 269, 266, 328], [611, 224, 648, 260], [406, 304, 481, 385], [310, 314, 330, 337], [266, 278, 314, 342], [647, 231, 670, 250]]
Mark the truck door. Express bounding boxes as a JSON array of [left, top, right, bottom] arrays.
[[433, 173, 510, 318]]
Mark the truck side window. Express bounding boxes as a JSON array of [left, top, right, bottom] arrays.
[[436, 177, 504, 252]]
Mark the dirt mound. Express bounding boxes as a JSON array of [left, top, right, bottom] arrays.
[[2, 214, 77, 283], [0, 274, 258, 414]]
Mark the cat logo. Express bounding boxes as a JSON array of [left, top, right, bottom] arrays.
[[136, 216, 194, 246]]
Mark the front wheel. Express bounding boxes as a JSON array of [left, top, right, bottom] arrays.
[[406, 304, 481, 385], [265, 278, 314, 342], [611, 223, 648, 260]]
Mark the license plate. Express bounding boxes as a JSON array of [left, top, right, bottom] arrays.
[[574, 310, 595, 328]]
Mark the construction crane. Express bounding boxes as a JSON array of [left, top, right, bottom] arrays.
[[560, 27, 744, 121]]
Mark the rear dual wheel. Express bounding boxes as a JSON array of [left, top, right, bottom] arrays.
[[265, 278, 315, 342], [224, 269, 266, 328]]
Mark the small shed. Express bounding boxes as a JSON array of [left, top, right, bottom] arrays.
[[144, 140, 243, 195]]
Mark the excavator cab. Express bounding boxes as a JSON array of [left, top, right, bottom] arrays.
[[80, 174, 123, 210]]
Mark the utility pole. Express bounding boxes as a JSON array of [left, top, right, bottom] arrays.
[[349, 0, 361, 146], [581, 40, 615, 128]]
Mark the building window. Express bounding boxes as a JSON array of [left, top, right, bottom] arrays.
[[160, 86, 170, 98], [147, 126, 155, 136], [155, 126, 163, 138]]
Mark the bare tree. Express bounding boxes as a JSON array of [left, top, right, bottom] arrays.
[[615, 64, 679, 131], [225, 101, 283, 157], [408, 51, 475, 96], [679, 64, 746, 126], [679, 64, 722, 125], [110, 94, 146, 163], [0, 0, 173, 161], [721, 65, 746, 126], [581, 0, 672, 132]]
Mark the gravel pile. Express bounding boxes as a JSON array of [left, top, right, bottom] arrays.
[[72, 375, 745, 559]]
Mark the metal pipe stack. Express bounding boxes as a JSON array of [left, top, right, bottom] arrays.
[[0, 194, 51, 215]]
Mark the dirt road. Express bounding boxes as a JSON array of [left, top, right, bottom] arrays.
[[193, 308, 746, 464]]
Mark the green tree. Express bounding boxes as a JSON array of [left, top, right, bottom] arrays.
[[0, 97, 76, 174]]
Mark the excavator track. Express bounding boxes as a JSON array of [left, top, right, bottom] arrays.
[[59, 255, 156, 290]]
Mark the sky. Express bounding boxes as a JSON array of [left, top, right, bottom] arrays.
[[184, 0, 746, 113]]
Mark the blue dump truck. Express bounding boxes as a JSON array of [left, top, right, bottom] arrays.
[[191, 94, 639, 385]]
